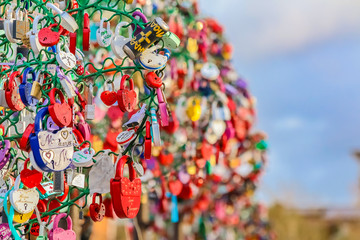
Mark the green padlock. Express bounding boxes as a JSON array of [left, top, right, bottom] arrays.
[[162, 31, 181, 49]]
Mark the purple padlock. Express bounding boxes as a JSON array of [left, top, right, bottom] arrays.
[[47, 116, 60, 131], [131, 11, 148, 36], [0, 140, 11, 170], [0, 223, 12, 239]]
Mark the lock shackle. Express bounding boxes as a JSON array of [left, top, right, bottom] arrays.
[[114, 21, 133, 38], [8, 71, 21, 90], [34, 107, 49, 132], [104, 80, 115, 92], [52, 213, 72, 230], [49, 88, 66, 105], [99, 17, 110, 31], [132, 11, 148, 24], [92, 193, 102, 204], [120, 75, 134, 91], [31, 15, 43, 34], [75, 111, 86, 124], [22, 67, 36, 84], [13, 175, 21, 191], [46, 3, 64, 16], [115, 155, 136, 180], [145, 121, 151, 140]]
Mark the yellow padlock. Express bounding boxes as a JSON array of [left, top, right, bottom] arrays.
[[187, 38, 198, 54], [186, 97, 202, 122], [7, 201, 33, 223]]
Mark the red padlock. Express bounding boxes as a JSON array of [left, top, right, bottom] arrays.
[[48, 88, 72, 127], [159, 150, 174, 166], [117, 75, 137, 112], [89, 193, 106, 222], [20, 159, 46, 194], [168, 172, 183, 196], [69, 32, 76, 54], [162, 111, 179, 134], [5, 71, 25, 111], [144, 121, 151, 160], [110, 155, 141, 219], [145, 72, 162, 88], [100, 81, 117, 106], [38, 24, 64, 47], [83, 13, 90, 51], [19, 123, 34, 152]]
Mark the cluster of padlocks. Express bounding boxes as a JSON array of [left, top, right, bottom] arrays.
[[0, 0, 271, 239]]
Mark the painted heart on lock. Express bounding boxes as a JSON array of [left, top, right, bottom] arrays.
[[120, 178, 141, 218], [100, 91, 117, 106], [42, 150, 54, 163], [89, 203, 105, 222], [53, 228, 76, 240], [10, 188, 40, 214], [72, 148, 95, 167]]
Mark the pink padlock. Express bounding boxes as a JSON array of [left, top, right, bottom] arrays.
[[0, 140, 11, 170], [156, 88, 169, 126], [75, 112, 91, 141], [48, 213, 76, 240]]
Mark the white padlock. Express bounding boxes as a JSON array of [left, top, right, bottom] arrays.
[[96, 18, 113, 47], [139, 45, 171, 71], [201, 62, 220, 80], [26, 15, 45, 56], [111, 22, 133, 59], [46, 3, 78, 33], [4, 6, 20, 43], [56, 41, 77, 70]]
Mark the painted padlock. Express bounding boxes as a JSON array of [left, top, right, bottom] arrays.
[[110, 155, 141, 218], [138, 46, 170, 71], [89, 193, 106, 222], [5, 71, 25, 111], [29, 107, 74, 172], [48, 213, 76, 240], [19, 67, 38, 106], [10, 176, 39, 214], [117, 75, 137, 112], [48, 88, 72, 127], [0, 139, 11, 170]]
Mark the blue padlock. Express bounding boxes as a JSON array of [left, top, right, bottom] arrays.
[[19, 67, 38, 106], [30, 107, 74, 172]]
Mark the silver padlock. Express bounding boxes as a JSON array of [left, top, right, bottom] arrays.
[[85, 84, 95, 120], [46, 3, 78, 33], [4, 5, 20, 44]]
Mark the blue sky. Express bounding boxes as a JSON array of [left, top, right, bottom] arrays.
[[200, 0, 360, 207]]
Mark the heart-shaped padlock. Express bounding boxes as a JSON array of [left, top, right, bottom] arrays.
[[26, 15, 45, 55], [74, 112, 91, 141], [20, 159, 46, 194], [96, 18, 113, 47], [38, 24, 63, 47], [48, 88, 72, 127], [19, 67, 38, 106], [145, 72, 162, 88], [168, 172, 183, 196], [5, 71, 25, 111], [10, 176, 40, 214], [48, 213, 76, 240], [56, 41, 76, 70], [100, 80, 117, 106], [111, 22, 133, 59], [159, 150, 174, 166], [117, 75, 137, 112], [138, 46, 171, 70], [89, 193, 106, 222]]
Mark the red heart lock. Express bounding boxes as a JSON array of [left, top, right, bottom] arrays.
[[178, 183, 193, 200], [48, 88, 72, 127], [18, 123, 34, 152], [38, 24, 64, 47], [145, 72, 162, 88], [5, 71, 25, 111], [20, 159, 46, 194], [201, 140, 213, 160], [117, 75, 137, 112], [100, 81, 117, 106], [89, 193, 106, 222], [195, 158, 206, 169], [168, 172, 183, 196], [110, 155, 141, 219], [159, 151, 174, 166], [103, 198, 115, 218]]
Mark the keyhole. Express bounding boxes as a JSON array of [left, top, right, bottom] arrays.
[[147, 59, 152, 63], [43, 37, 47, 41], [24, 203, 27, 210], [51, 160, 55, 169], [20, 214, 23, 220]]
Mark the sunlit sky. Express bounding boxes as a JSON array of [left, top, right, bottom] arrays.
[[200, 0, 360, 207]]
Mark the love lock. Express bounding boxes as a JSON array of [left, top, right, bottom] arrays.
[[117, 75, 137, 112], [38, 23, 63, 47], [10, 176, 39, 215], [56, 41, 76, 70], [19, 67, 38, 107], [96, 18, 113, 47], [4, 6, 20, 44], [201, 62, 220, 80], [26, 15, 45, 56], [111, 22, 133, 59], [48, 88, 72, 127], [46, 3, 78, 33], [100, 80, 117, 106], [5, 71, 25, 111], [138, 46, 171, 70], [89, 193, 106, 222]]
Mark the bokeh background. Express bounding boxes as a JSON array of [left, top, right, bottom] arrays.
[[200, 0, 360, 208]]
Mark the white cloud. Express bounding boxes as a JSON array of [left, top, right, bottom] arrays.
[[199, 0, 360, 60]]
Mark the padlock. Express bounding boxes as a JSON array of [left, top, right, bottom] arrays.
[[144, 121, 152, 160], [150, 108, 161, 147], [19, 123, 34, 152], [162, 31, 181, 49], [145, 72, 162, 88], [131, 11, 148, 35], [38, 23, 64, 47], [56, 41, 76, 70], [100, 80, 117, 106], [74, 112, 91, 141], [201, 62, 220, 80], [110, 155, 141, 218], [124, 17, 169, 60], [156, 87, 169, 126], [96, 18, 113, 47], [89, 193, 105, 222], [117, 75, 137, 112], [85, 84, 95, 120], [186, 97, 202, 122], [111, 21, 133, 59], [5, 71, 25, 111], [4, 6, 20, 43], [10, 176, 39, 214], [83, 13, 90, 51], [138, 46, 170, 70], [48, 213, 76, 240], [0, 140, 11, 171], [26, 15, 45, 55], [12, 9, 29, 40], [19, 67, 38, 107], [30, 72, 44, 100], [48, 88, 72, 127], [20, 159, 46, 194], [57, 67, 76, 98], [46, 3, 78, 33]]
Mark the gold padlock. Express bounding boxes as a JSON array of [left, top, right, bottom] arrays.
[[186, 97, 202, 122], [14, 10, 30, 39], [30, 72, 43, 100]]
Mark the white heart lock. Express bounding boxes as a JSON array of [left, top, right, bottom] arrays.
[[56, 41, 77, 70], [4, 6, 20, 44], [111, 22, 133, 59], [10, 176, 39, 214], [26, 15, 45, 56], [96, 18, 113, 47], [138, 45, 171, 71], [72, 148, 95, 167]]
